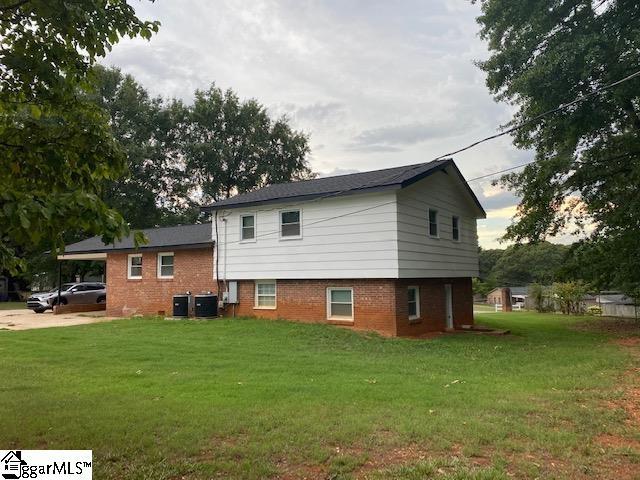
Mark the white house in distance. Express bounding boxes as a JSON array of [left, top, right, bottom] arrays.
[[62, 158, 486, 337]]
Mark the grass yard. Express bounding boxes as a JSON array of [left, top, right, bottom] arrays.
[[0, 313, 639, 479], [0, 301, 24, 310]]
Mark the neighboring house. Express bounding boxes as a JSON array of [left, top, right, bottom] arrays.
[[62, 159, 486, 337], [487, 287, 528, 306], [595, 292, 638, 318]]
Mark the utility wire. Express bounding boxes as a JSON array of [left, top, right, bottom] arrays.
[[433, 68, 640, 161], [213, 67, 640, 248]]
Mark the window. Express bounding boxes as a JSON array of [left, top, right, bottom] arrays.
[[428, 208, 438, 237], [240, 214, 256, 241], [280, 209, 301, 238], [127, 254, 142, 279], [408, 286, 420, 320], [255, 280, 276, 308], [452, 216, 460, 241], [327, 288, 354, 321], [157, 252, 174, 279]]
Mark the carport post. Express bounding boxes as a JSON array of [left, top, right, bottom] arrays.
[[57, 261, 62, 308]]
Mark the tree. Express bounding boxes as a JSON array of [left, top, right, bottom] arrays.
[[486, 242, 569, 286], [184, 85, 313, 202], [0, 0, 159, 273], [552, 281, 589, 315], [475, 0, 640, 296], [478, 248, 503, 280], [90, 66, 198, 228]]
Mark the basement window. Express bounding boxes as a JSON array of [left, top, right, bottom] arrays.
[[327, 288, 354, 321], [428, 208, 438, 237], [157, 252, 174, 279], [240, 214, 256, 241], [255, 280, 276, 309], [280, 209, 301, 239], [408, 286, 420, 320], [127, 254, 142, 280], [452, 216, 460, 241]]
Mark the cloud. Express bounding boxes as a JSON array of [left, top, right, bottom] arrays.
[[104, 0, 535, 246], [349, 119, 472, 151]]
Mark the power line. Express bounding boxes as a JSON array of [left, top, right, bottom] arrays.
[[467, 161, 536, 183], [212, 67, 640, 250], [433, 68, 640, 161]]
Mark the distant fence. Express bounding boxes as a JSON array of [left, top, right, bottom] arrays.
[[602, 304, 638, 318]]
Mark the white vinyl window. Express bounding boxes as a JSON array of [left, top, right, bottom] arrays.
[[240, 214, 256, 242], [127, 254, 142, 279], [255, 280, 276, 309], [280, 209, 301, 239], [408, 286, 420, 320], [452, 216, 460, 241], [327, 287, 354, 321], [157, 252, 174, 279], [428, 208, 439, 237]]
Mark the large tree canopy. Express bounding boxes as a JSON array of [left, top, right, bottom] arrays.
[[475, 0, 640, 296], [90, 66, 198, 228], [0, 0, 159, 273], [185, 85, 312, 202]]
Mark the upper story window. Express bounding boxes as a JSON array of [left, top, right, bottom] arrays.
[[408, 286, 420, 320], [127, 254, 142, 279], [452, 216, 460, 241], [428, 208, 438, 237], [280, 209, 301, 239], [240, 214, 256, 241], [157, 252, 174, 279]]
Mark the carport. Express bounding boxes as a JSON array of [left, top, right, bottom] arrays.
[[51, 252, 108, 314]]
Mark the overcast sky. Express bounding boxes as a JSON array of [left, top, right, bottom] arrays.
[[105, 0, 535, 248]]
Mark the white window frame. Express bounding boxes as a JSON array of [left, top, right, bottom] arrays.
[[254, 280, 277, 309], [279, 208, 302, 240], [326, 287, 354, 321], [452, 215, 460, 242], [408, 286, 420, 320], [428, 208, 439, 238], [127, 254, 143, 280], [239, 213, 257, 243], [157, 252, 174, 279]]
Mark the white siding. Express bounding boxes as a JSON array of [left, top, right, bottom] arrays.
[[396, 171, 480, 278], [215, 191, 400, 280], [213, 170, 482, 280]]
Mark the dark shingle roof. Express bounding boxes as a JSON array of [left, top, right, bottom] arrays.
[[202, 158, 484, 215], [64, 223, 212, 254]]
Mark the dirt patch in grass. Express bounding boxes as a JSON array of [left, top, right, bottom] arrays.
[[572, 316, 640, 337], [590, 337, 640, 480]]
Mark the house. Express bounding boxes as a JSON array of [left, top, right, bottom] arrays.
[[62, 159, 486, 337], [486, 287, 528, 306], [595, 292, 638, 318]]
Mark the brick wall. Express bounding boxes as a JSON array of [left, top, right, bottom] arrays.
[[105, 246, 474, 337], [225, 279, 399, 336], [222, 277, 474, 337], [394, 277, 473, 336], [105, 248, 215, 316]]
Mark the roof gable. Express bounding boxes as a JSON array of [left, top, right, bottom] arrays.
[[202, 158, 484, 217]]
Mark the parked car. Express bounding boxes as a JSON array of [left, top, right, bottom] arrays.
[[26, 282, 106, 313]]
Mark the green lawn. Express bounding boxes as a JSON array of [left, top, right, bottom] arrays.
[[0, 301, 24, 310], [0, 313, 638, 479]]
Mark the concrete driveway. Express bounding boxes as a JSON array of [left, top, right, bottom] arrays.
[[0, 309, 115, 331]]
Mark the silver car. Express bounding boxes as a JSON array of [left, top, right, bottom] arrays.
[[26, 282, 106, 313]]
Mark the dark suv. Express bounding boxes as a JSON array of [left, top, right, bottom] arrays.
[[26, 282, 106, 313]]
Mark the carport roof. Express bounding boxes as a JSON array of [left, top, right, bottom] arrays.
[[61, 223, 213, 256]]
